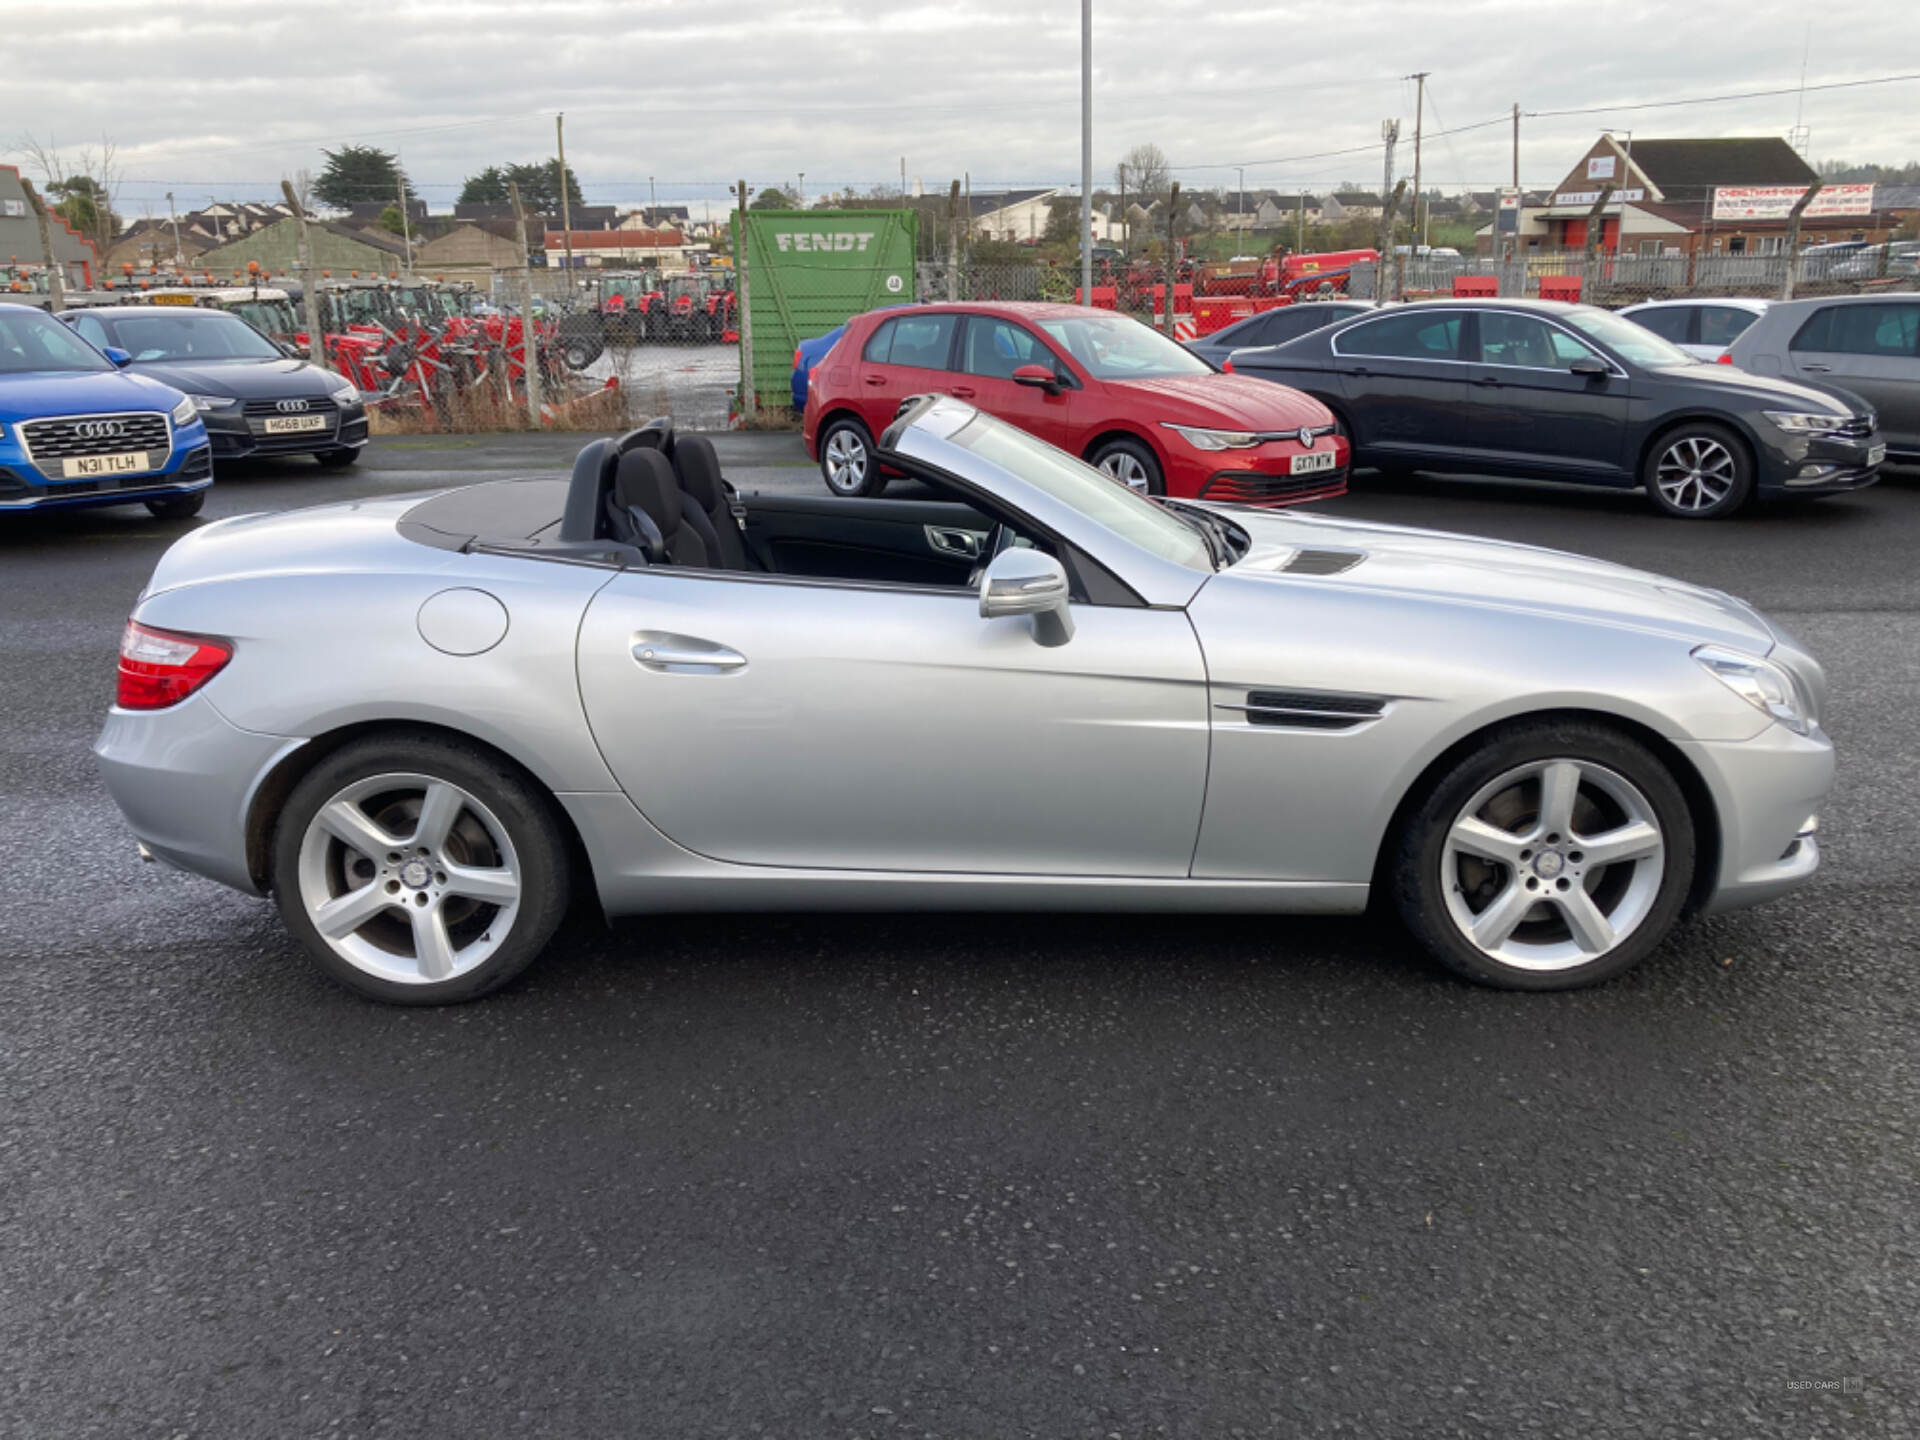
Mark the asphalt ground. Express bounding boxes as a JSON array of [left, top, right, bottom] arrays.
[[2, 438, 1915, 1438]]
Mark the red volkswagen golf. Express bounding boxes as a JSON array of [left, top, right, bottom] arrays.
[[801, 302, 1349, 505]]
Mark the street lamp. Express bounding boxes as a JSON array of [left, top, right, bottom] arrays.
[[1079, 0, 1092, 305]]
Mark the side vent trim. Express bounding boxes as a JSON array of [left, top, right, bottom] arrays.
[[1218, 688, 1389, 731], [1279, 548, 1366, 576]]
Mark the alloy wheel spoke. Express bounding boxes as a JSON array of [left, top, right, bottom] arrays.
[[1470, 881, 1535, 951], [1577, 820, 1662, 869], [317, 800, 400, 860], [412, 905, 457, 981], [1554, 885, 1616, 956], [411, 782, 464, 853], [314, 882, 398, 939], [1536, 761, 1582, 836], [441, 861, 519, 905], [1449, 814, 1528, 865]]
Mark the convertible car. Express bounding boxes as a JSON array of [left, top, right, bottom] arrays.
[[97, 397, 1833, 1004]]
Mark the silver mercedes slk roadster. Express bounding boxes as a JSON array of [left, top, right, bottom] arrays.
[[97, 396, 1832, 1004]]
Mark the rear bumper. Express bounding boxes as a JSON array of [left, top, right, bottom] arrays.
[[94, 692, 304, 896]]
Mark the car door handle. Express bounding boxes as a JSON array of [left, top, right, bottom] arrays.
[[1343, 366, 1371, 377], [1799, 363, 1832, 373], [925, 524, 985, 558], [632, 633, 746, 673], [948, 385, 977, 399], [1471, 375, 1501, 387], [863, 375, 888, 386]]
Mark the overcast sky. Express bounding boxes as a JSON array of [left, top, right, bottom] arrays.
[[9, 0, 1920, 220]]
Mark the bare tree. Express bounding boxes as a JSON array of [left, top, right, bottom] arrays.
[[14, 133, 123, 255], [1116, 144, 1170, 209]]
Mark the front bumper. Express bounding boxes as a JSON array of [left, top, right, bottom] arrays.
[[200, 402, 367, 460], [95, 692, 304, 895], [1760, 427, 1885, 496], [1676, 723, 1835, 914], [0, 439, 213, 512], [1167, 434, 1351, 506]]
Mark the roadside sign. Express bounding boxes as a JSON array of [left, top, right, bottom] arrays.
[[1711, 184, 1874, 221], [1497, 189, 1521, 235], [734, 209, 917, 411]]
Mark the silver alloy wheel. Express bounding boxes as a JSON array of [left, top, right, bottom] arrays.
[[295, 772, 522, 986], [823, 427, 869, 494], [1098, 450, 1152, 493], [1654, 435, 1737, 512], [1440, 758, 1666, 972]]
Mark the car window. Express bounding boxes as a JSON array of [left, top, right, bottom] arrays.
[[864, 313, 956, 369], [1036, 312, 1212, 380], [0, 306, 114, 374], [1337, 310, 1464, 361], [101, 312, 286, 362], [1261, 309, 1332, 345], [1629, 306, 1692, 344], [1562, 308, 1693, 367], [1792, 303, 1920, 358], [70, 313, 113, 349], [1697, 306, 1758, 348], [1478, 312, 1575, 369], [960, 318, 1051, 379]]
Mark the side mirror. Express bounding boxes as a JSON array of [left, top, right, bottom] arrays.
[[102, 346, 133, 368], [279, 341, 305, 360], [978, 547, 1074, 647], [1011, 362, 1063, 395], [1568, 355, 1609, 377]]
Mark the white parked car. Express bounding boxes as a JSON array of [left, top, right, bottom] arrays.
[[1618, 298, 1771, 363]]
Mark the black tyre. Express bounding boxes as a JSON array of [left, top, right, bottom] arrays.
[[819, 415, 885, 497], [1391, 719, 1695, 990], [562, 338, 599, 371], [145, 491, 205, 520], [271, 734, 572, 1005], [1089, 436, 1164, 496], [1643, 421, 1753, 518], [315, 448, 360, 469]]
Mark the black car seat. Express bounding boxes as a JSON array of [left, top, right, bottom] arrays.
[[669, 434, 757, 571], [607, 448, 709, 567]]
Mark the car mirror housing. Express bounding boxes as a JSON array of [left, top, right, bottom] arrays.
[[102, 346, 133, 367], [1011, 363, 1063, 395], [978, 547, 1074, 646], [1568, 355, 1609, 376]]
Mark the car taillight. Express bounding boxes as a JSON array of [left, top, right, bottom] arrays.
[[1221, 358, 1235, 373], [1716, 353, 1733, 364], [116, 620, 232, 710], [794, 347, 803, 369]]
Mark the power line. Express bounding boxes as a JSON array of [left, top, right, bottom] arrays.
[[1523, 70, 1920, 119]]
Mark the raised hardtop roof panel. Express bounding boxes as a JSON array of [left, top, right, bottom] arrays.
[[397, 478, 570, 552]]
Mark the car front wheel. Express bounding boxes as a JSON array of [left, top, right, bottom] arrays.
[[1644, 423, 1753, 518], [1392, 721, 1695, 989], [820, 416, 885, 497], [1090, 437, 1164, 496], [272, 735, 572, 1005], [315, 448, 359, 469], [145, 491, 205, 520]]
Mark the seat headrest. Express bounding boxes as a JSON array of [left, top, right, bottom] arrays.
[[672, 434, 725, 511], [614, 448, 681, 529]]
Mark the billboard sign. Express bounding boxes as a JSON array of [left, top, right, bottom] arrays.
[[1587, 155, 1617, 181], [1496, 189, 1521, 235], [1711, 184, 1875, 221]]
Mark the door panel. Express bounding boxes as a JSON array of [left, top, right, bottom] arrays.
[[576, 571, 1211, 876], [853, 311, 959, 435], [1788, 302, 1920, 455], [742, 495, 991, 586], [950, 317, 1076, 447], [1461, 311, 1631, 481], [1331, 309, 1471, 464]]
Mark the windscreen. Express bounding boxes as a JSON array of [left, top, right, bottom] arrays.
[[0, 307, 114, 374], [1564, 308, 1694, 368], [101, 311, 284, 362], [1037, 312, 1213, 381]]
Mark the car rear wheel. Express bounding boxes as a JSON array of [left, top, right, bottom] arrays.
[[272, 735, 571, 1005], [145, 491, 205, 520], [1644, 423, 1752, 518], [1090, 437, 1164, 496], [1391, 720, 1694, 990], [315, 448, 359, 469], [820, 416, 885, 497], [562, 338, 600, 371]]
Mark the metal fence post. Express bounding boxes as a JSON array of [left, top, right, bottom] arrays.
[[19, 178, 65, 312], [1164, 181, 1180, 338], [509, 180, 543, 426], [947, 181, 960, 303], [1779, 180, 1824, 302], [280, 179, 325, 367], [735, 179, 756, 423]]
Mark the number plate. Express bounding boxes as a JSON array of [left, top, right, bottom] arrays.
[[1867, 444, 1886, 466], [263, 415, 329, 434], [1289, 448, 1338, 476], [148, 293, 196, 306], [63, 451, 149, 478]]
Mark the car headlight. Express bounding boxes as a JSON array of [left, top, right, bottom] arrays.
[[188, 394, 239, 414], [1694, 645, 1816, 735], [170, 395, 198, 426], [329, 382, 361, 405], [1762, 410, 1849, 436], [1162, 422, 1261, 451]]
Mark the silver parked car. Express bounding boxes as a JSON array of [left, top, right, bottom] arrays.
[[97, 399, 1834, 1003], [1617, 298, 1770, 363], [1727, 293, 1920, 464]]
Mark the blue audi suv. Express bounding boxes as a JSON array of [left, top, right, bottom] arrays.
[[1, 302, 213, 518]]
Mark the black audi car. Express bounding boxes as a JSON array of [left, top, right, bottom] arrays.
[[60, 306, 367, 468], [1184, 299, 1377, 368], [1229, 298, 1884, 518]]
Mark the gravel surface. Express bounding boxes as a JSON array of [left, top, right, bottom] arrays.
[[1, 441, 1914, 1438]]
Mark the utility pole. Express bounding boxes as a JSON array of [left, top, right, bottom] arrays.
[[1297, 190, 1306, 253], [1118, 165, 1128, 255], [280, 178, 325, 365], [734, 179, 756, 422], [1378, 119, 1400, 292], [1164, 180, 1180, 338], [1512, 103, 1520, 189], [648, 175, 656, 219], [1780, 179, 1825, 301], [167, 191, 183, 267], [20, 178, 65, 312], [1408, 72, 1429, 252], [395, 165, 414, 276], [555, 113, 575, 285], [1079, 0, 1092, 306], [797, 173, 804, 208], [947, 180, 961, 302], [900, 156, 907, 202], [508, 179, 543, 425], [1237, 166, 1245, 234]]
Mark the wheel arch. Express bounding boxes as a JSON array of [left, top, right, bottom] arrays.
[[1635, 411, 1760, 488], [244, 719, 599, 909], [1079, 425, 1167, 469], [1368, 706, 1722, 917]]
